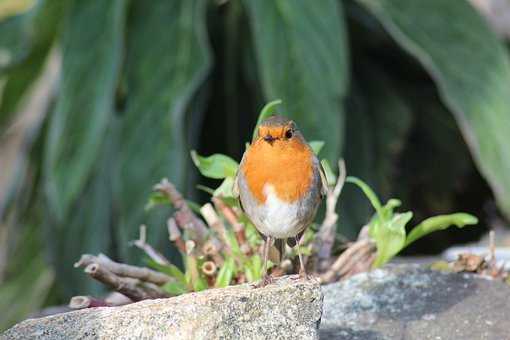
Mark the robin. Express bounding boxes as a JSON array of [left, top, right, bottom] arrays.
[[234, 115, 327, 286]]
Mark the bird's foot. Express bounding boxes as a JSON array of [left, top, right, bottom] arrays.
[[253, 274, 274, 288], [290, 270, 314, 281]]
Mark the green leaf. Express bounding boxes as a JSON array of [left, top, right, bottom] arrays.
[[213, 177, 235, 197], [0, 258, 54, 331], [117, 0, 211, 261], [346, 176, 383, 218], [44, 0, 127, 220], [372, 211, 413, 268], [380, 198, 401, 221], [320, 159, 336, 186], [161, 281, 188, 296], [244, 254, 263, 282], [186, 200, 203, 215], [357, 0, 510, 219], [309, 141, 325, 156], [215, 257, 236, 288], [251, 99, 283, 141], [193, 274, 208, 292], [225, 229, 243, 259], [0, 0, 66, 128], [47, 120, 118, 297], [405, 213, 478, 248], [244, 0, 349, 162], [0, 0, 64, 72], [0, 224, 54, 331], [144, 192, 170, 211], [146, 259, 187, 285], [191, 151, 239, 179], [196, 184, 215, 195]]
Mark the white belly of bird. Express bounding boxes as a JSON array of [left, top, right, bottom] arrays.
[[256, 184, 302, 239]]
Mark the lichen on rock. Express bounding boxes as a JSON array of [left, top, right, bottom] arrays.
[[2, 276, 322, 340]]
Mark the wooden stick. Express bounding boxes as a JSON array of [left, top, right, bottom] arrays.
[[167, 218, 186, 253], [84, 263, 169, 301], [185, 240, 201, 290], [200, 203, 231, 255], [319, 239, 375, 283], [131, 225, 170, 265], [202, 239, 224, 266], [314, 159, 348, 271], [201, 261, 217, 276], [69, 296, 109, 309], [74, 254, 171, 285], [212, 197, 251, 255], [154, 178, 208, 243]]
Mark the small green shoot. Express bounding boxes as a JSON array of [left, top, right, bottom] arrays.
[[346, 176, 478, 268]]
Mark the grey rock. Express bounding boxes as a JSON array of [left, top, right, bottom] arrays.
[[320, 264, 510, 340], [3, 276, 322, 340]]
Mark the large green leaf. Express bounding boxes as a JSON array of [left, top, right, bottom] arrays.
[[44, 0, 126, 220], [0, 223, 54, 331], [357, 0, 510, 219], [244, 0, 349, 162], [405, 213, 478, 248], [0, 0, 65, 129], [47, 120, 118, 297], [117, 0, 211, 260]]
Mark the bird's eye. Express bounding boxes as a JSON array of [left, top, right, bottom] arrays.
[[285, 129, 293, 139]]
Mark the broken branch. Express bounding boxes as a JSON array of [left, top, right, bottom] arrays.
[[84, 263, 169, 301], [155, 178, 208, 243], [212, 197, 251, 255], [314, 159, 348, 271], [319, 239, 376, 283], [132, 225, 170, 265], [74, 253, 171, 285]]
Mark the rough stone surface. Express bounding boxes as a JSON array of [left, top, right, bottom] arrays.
[[320, 264, 510, 340], [2, 276, 322, 340]]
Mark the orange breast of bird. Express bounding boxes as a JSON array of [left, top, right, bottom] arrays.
[[241, 137, 313, 204]]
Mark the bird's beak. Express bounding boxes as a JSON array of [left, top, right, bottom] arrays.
[[263, 135, 275, 143]]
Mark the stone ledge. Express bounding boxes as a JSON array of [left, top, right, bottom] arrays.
[[2, 276, 322, 340]]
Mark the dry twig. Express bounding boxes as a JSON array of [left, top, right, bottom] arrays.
[[84, 263, 169, 301], [74, 253, 171, 285], [314, 159, 348, 271], [200, 203, 231, 255], [167, 218, 186, 253], [319, 239, 376, 283], [213, 197, 251, 255], [202, 239, 224, 265], [132, 224, 170, 265], [155, 178, 208, 243], [69, 296, 109, 309]]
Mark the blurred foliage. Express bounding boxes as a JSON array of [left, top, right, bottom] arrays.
[[1, 0, 510, 329]]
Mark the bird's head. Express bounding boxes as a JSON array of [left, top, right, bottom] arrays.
[[256, 115, 302, 145]]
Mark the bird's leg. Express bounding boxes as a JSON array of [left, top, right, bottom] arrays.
[[256, 236, 273, 287], [295, 235, 308, 279]]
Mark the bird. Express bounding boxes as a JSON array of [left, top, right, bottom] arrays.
[[233, 115, 327, 286]]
